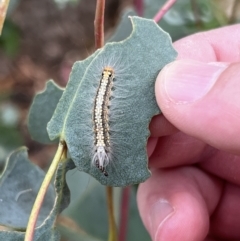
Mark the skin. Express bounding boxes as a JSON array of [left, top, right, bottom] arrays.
[[138, 25, 240, 241]]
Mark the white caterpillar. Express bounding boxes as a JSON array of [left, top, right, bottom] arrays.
[[92, 67, 114, 176], [86, 53, 135, 181]]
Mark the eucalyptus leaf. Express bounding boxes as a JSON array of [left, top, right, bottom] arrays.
[[63, 175, 150, 241], [28, 80, 64, 144], [58, 217, 104, 241], [33, 158, 73, 241], [0, 148, 72, 241], [144, 0, 227, 41], [65, 169, 90, 204], [48, 16, 177, 187], [107, 8, 136, 43], [59, 171, 104, 241], [63, 178, 109, 240], [46, 51, 99, 141], [127, 188, 151, 241], [0, 147, 55, 229]]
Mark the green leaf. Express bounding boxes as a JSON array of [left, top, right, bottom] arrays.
[[0, 148, 72, 241], [63, 178, 109, 240], [28, 80, 64, 144], [0, 147, 55, 229], [0, 20, 20, 56], [58, 216, 104, 241], [48, 16, 177, 187], [63, 174, 150, 241], [46, 51, 99, 141], [65, 169, 90, 204], [107, 8, 136, 43], [144, 0, 227, 41], [59, 170, 104, 241], [33, 158, 73, 241], [127, 188, 151, 241]]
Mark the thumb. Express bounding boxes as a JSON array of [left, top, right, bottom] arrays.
[[156, 60, 240, 154]]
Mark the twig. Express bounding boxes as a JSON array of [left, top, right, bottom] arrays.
[[153, 0, 177, 23], [0, 0, 10, 35], [106, 186, 118, 241], [94, 0, 105, 49], [118, 186, 131, 241], [229, 0, 238, 24], [191, 0, 202, 28], [94, 1, 117, 240], [24, 140, 67, 241]]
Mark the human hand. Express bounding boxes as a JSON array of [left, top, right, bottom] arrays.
[[138, 25, 240, 241]]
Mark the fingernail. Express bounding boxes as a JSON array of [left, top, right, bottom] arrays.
[[149, 199, 174, 241], [161, 60, 228, 103]]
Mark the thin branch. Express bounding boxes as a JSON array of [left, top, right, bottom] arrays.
[[94, 1, 117, 240], [191, 0, 202, 28], [24, 140, 67, 241], [106, 186, 118, 241], [118, 186, 131, 241], [153, 0, 177, 23], [57, 215, 87, 236], [0, 0, 10, 35], [94, 0, 105, 49], [229, 0, 238, 24]]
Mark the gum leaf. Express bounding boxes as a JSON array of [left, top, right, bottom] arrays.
[[59, 171, 104, 241], [46, 51, 99, 141], [0, 147, 73, 241], [28, 80, 64, 144], [63, 176, 109, 240], [0, 147, 55, 229], [47, 16, 177, 186], [58, 221, 104, 241], [107, 8, 136, 43]]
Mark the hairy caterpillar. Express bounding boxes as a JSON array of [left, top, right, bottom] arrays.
[[92, 67, 114, 176]]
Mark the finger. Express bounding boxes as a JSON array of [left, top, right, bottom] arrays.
[[150, 134, 240, 184], [147, 137, 158, 157], [150, 131, 206, 168], [199, 148, 240, 186], [149, 114, 178, 137], [174, 24, 240, 62], [137, 167, 222, 241], [151, 25, 240, 139], [156, 61, 240, 154], [210, 183, 240, 240]]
